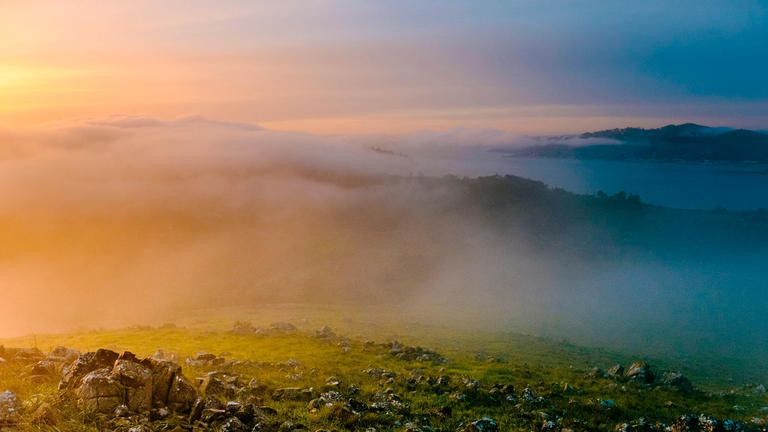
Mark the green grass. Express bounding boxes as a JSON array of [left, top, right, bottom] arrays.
[[2, 304, 767, 432]]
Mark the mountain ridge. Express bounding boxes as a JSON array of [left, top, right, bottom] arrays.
[[508, 124, 768, 163]]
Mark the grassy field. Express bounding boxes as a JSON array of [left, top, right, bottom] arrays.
[[1, 304, 767, 431]]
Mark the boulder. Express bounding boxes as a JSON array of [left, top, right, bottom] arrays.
[[78, 368, 123, 413], [0, 390, 22, 425], [48, 346, 81, 363], [167, 375, 198, 412], [606, 365, 625, 378], [660, 372, 693, 392], [61, 349, 120, 391], [111, 355, 154, 411], [626, 362, 654, 384], [200, 372, 240, 398], [62, 349, 197, 415]]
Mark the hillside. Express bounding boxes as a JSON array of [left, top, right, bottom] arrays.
[[507, 124, 768, 162], [2, 308, 768, 432]]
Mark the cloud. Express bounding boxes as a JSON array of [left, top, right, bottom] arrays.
[[89, 115, 267, 131]]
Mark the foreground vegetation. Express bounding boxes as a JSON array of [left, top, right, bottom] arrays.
[[2, 307, 767, 432]]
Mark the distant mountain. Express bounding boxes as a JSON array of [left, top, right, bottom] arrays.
[[508, 124, 768, 163]]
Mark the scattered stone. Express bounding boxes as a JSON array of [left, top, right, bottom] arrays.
[[270, 322, 298, 334], [389, 341, 446, 363], [461, 417, 499, 432], [221, 416, 248, 432], [272, 387, 315, 402], [0, 390, 22, 425], [313, 326, 337, 340], [599, 399, 615, 408]]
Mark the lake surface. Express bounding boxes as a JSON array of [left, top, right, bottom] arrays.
[[499, 157, 768, 210]]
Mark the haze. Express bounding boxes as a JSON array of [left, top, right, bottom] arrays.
[[1, 1, 767, 365]]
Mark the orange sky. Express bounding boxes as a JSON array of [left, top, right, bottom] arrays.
[[2, 1, 765, 134]]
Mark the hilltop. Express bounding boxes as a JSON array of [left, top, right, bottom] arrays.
[[506, 124, 768, 163]]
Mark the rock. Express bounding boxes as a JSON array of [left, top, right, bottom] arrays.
[[389, 342, 446, 363], [150, 406, 170, 421], [200, 372, 240, 398], [31, 360, 58, 376], [49, 346, 81, 363], [61, 349, 120, 391], [272, 387, 314, 402], [461, 417, 499, 432], [5, 347, 45, 363], [221, 416, 248, 432], [599, 399, 616, 408], [114, 404, 130, 417], [626, 362, 654, 384], [313, 326, 337, 340], [327, 403, 358, 425], [615, 418, 658, 432], [111, 355, 153, 411], [150, 359, 181, 405], [660, 372, 693, 392], [167, 374, 198, 411], [586, 367, 602, 378], [152, 349, 179, 363], [201, 408, 227, 423], [31, 402, 61, 425], [232, 321, 260, 335], [0, 391, 22, 425], [78, 368, 123, 413], [521, 387, 543, 404], [62, 349, 197, 415], [606, 365, 625, 378], [541, 420, 559, 432], [270, 322, 298, 334]]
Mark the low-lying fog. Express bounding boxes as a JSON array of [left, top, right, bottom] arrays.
[[1, 117, 766, 362]]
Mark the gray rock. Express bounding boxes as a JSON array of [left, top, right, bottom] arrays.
[[626, 362, 654, 384], [606, 365, 625, 378], [660, 371, 693, 392], [0, 391, 22, 425], [461, 417, 499, 432]]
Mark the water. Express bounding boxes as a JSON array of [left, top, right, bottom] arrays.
[[498, 157, 768, 210]]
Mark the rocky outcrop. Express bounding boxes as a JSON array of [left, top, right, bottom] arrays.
[[61, 349, 197, 414]]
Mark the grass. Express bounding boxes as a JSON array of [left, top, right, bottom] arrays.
[[1, 304, 767, 431]]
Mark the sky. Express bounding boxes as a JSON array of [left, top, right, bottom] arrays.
[[1, 0, 767, 134]]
